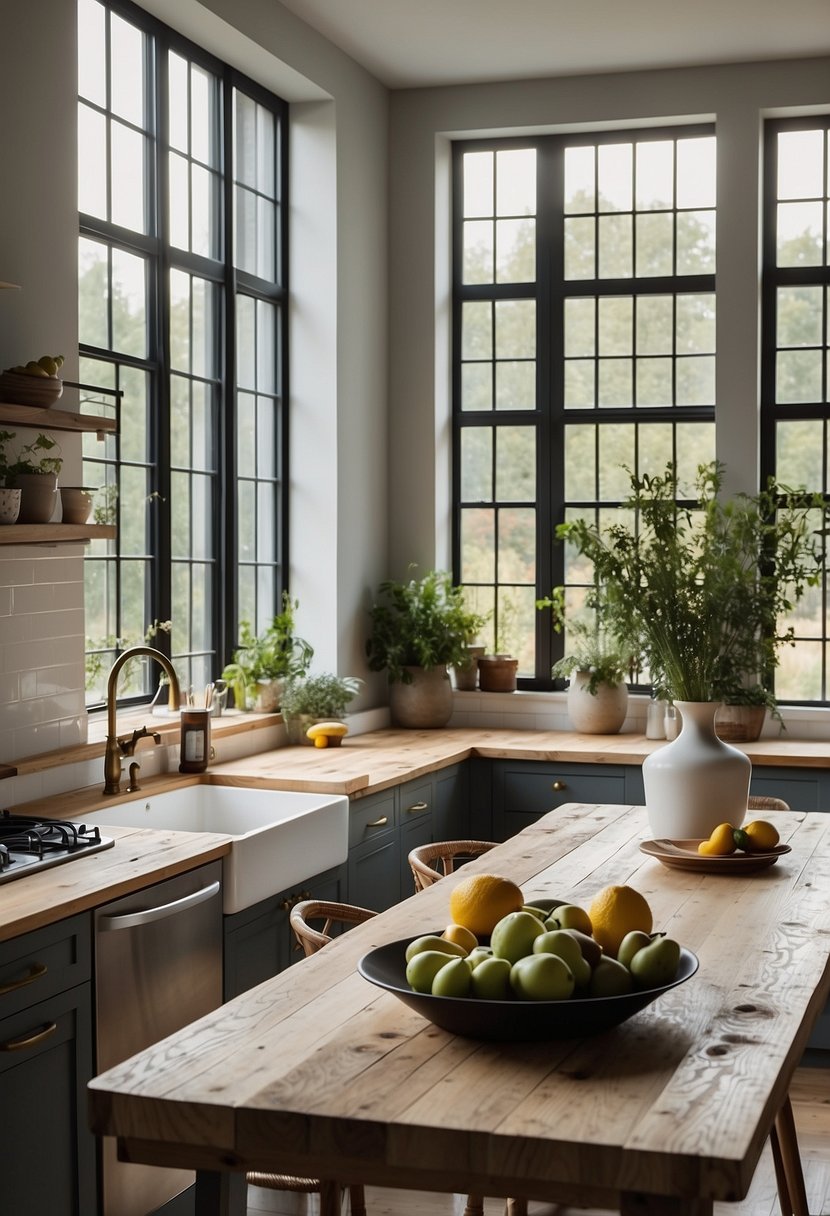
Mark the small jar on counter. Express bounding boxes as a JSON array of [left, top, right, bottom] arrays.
[[179, 708, 211, 773]]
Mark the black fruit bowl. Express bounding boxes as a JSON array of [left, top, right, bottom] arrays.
[[357, 936, 699, 1041]]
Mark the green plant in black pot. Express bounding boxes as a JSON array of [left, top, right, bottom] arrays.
[[221, 592, 314, 711]]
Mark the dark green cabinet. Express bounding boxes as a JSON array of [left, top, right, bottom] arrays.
[[223, 862, 346, 1001], [491, 759, 629, 839], [0, 913, 96, 1215]]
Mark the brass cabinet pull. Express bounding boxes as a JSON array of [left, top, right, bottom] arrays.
[[0, 961, 47, 997], [552, 780, 567, 791], [278, 890, 313, 912], [0, 1021, 57, 1052], [405, 801, 429, 814], [367, 816, 388, 828]]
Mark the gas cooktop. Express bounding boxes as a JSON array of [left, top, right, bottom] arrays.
[[0, 811, 115, 884]]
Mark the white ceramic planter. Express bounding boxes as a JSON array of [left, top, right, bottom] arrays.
[[0, 486, 21, 524], [642, 700, 751, 839], [566, 671, 628, 734]]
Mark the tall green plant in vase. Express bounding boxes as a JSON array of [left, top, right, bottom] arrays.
[[558, 461, 826, 838]]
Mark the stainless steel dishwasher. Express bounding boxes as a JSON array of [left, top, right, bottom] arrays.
[[94, 860, 223, 1216]]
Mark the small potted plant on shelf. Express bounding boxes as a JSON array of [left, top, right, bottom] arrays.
[[279, 672, 363, 745], [536, 585, 636, 734], [366, 566, 488, 728], [6, 431, 63, 524], [221, 593, 314, 712]]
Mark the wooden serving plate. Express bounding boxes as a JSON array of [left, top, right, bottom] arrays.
[[640, 837, 791, 874]]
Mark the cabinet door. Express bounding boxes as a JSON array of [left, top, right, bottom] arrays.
[[0, 983, 96, 1215], [433, 763, 472, 840], [749, 768, 821, 812], [398, 776, 434, 898], [492, 761, 627, 839], [223, 863, 346, 1000]]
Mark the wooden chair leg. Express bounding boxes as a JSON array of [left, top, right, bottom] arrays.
[[505, 1199, 528, 1216], [463, 1196, 484, 1216], [319, 1179, 342, 1216], [771, 1095, 810, 1216], [348, 1183, 367, 1216]]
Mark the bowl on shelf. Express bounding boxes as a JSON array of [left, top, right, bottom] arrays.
[[0, 369, 63, 408], [358, 935, 699, 1041]]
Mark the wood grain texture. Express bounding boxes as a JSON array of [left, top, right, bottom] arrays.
[[0, 824, 230, 941], [88, 804, 830, 1213]]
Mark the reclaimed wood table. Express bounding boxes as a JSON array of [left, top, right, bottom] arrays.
[[88, 803, 830, 1215]]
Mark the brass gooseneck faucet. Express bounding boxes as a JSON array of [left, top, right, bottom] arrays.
[[103, 645, 181, 795]]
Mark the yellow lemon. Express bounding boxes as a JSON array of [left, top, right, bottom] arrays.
[[448, 873, 524, 937], [441, 922, 479, 953], [698, 822, 738, 856], [588, 884, 653, 958], [742, 820, 780, 851]]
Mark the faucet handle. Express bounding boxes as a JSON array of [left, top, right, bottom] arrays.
[[119, 725, 160, 756]]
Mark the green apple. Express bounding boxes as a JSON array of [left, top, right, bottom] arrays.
[[467, 945, 495, 969], [630, 937, 681, 989], [405, 935, 467, 963], [431, 956, 473, 998], [491, 910, 546, 964], [406, 950, 460, 993], [561, 927, 603, 968], [617, 930, 653, 970], [510, 953, 574, 1001], [588, 957, 633, 997], [522, 897, 565, 914], [532, 929, 592, 987], [521, 905, 550, 921], [544, 903, 592, 935], [470, 956, 513, 1000]]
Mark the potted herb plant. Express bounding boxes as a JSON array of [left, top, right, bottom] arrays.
[[280, 672, 363, 745], [558, 461, 826, 837], [537, 585, 635, 734], [366, 567, 488, 727], [221, 593, 314, 712], [6, 431, 63, 523]]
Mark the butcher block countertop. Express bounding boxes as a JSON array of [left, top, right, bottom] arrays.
[[88, 803, 830, 1216], [0, 825, 231, 943], [208, 726, 830, 797]]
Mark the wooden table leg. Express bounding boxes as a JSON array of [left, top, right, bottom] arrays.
[[194, 1169, 248, 1215], [771, 1095, 810, 1216]]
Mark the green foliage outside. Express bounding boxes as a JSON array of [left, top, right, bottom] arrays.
[[558, 462, 827, 710]]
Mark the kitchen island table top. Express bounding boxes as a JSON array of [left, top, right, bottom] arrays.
[[88, 803, 830, 1215]]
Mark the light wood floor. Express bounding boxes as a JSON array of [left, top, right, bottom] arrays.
[[247, 1066, 830, 1216]]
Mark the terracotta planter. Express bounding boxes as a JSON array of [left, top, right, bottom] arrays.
[[477, 655, 518, 693], [715, 704, 767, 743], [453, 645, 485, 691], [566, 671, 628, 734], [389, 666, 453, 728]]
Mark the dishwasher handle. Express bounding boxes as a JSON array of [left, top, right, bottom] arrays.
[[98, 880, 221, 932]]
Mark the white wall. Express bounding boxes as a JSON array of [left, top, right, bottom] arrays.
[[387, 56, 830, 563], [0, 0, 390, 767]]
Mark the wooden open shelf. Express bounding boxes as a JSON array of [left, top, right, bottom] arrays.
[[0, 523, 116, 546], [0, 402, 116, 434]]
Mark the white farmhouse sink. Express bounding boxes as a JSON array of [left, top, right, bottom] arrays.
[[93, 785, 349, 914]]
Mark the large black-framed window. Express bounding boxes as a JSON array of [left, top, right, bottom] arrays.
[[453, 127, 717, 687], [78, 0, 288, 706], [761, 115, 830, 703]]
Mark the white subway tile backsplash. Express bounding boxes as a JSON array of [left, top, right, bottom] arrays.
[[0, 558, 35, 588]]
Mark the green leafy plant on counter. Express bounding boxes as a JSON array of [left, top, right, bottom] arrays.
[[280, 672, 363, 719], [221, 592, 314, 710], [536, 584, 637, 695]]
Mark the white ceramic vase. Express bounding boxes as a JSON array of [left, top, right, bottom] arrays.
[[642, 700, 751, 839], [566, 671, 628, 734]]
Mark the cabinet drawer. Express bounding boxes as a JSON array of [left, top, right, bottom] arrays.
[[398, 777, 433, 824], [0, 913, 91, 1020], [492, 761, 627, 838], [349, 789, 396, 847]]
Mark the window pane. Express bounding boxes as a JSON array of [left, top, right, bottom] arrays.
[[598, 144, 632, 213], [676, 137, 716, 208], [636, 140, 673, 210], [78, 0, 106, 106], [79, 238, 109, 350], [778, 129, 824, 200], [461, 428, 492, 501], [495, 427, 535, 500], [110, 12, 144, 126], [111, 248, 146, 357], [463, 219, 494, 283], [464, 151, 493, 217], [565, 146, 594, 213], [78, 104, 107, 219], [496, 148, 535, 215], [111, 121, 146, 233]]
